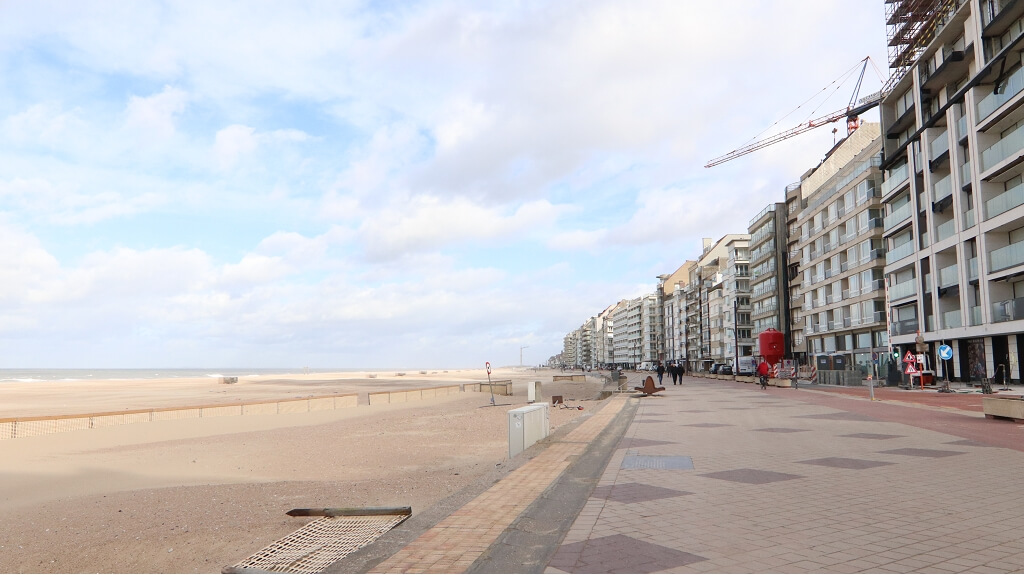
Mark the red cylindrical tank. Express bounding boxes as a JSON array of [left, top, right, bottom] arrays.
[[758, 328, 785, 365]]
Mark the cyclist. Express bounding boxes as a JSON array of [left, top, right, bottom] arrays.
[[757, 360, 771, 390]]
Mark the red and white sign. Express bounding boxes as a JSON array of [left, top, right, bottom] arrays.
[[904, 362, 920, 375], [903, 351, 916, 364], [485, 361, 491, 375]]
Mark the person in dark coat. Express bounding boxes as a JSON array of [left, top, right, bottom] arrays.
[[656, 362, 666, 385]]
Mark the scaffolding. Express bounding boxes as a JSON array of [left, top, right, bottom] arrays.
[[885, 0, 963, 91]]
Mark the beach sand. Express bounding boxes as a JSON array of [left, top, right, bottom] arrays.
[[0, 367, 606, 573]]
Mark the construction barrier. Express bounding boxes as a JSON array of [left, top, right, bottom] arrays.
[[366, 384, 464, 405]]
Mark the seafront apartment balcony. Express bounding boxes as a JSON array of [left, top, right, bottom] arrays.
[[881, 163, 910, 197], [943, 308, 963, 329], [938, 264, 959, 289], [883, 203, 912, 232], [990, 241, 1024, 273], [985, 178, 1024, 220], [889, 280, 917, 301], [890, 318, 920, 336], [981, 123, 1024, 174], [936, 218, 956, 242], [933, 174, 953, 205], [886, 241, 916, 265], [968, 257, 978, 281], [992, 296, 1024, 323], [976, 65, 1024, 123]]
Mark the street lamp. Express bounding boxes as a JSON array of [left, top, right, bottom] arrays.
[[733, 298, 739, 372], [520, 345, 529, 367]]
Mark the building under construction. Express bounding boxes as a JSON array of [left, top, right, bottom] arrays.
[[879, 0, 1024, 384]]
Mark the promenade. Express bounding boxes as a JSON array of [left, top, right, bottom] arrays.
[[346, 374, 1024, 574]]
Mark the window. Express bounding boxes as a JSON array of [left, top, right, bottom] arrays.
[[856, 332, 872, 349]]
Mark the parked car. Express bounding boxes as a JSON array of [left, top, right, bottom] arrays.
[[709, 364, 721, 374], [719, 365, 734, 375]]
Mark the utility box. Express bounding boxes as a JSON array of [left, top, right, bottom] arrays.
[[508, 404, 549, 458], [527, 381, 542, 403]]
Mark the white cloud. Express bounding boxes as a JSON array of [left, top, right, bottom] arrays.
[[123, 85, 188, 142]]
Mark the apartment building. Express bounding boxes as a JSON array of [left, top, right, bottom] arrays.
[[785, 182, 807, 363], [748, 202, 790, 357], [721, 238, 753, 364], [640, 293, 663, 368], [793, 124, 893, 376], [879, 0, 1024, 383], [593, 303, 616, 367], [683, 235, 749, 371], [659, 261, 695, 366], [612, 298, 642, 368]]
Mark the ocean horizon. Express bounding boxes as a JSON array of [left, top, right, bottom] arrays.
[[0, 367, 445, 383]]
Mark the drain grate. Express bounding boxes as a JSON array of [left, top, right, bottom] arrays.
[[621, 454, 694, 470], [227, 507, 410, 574]]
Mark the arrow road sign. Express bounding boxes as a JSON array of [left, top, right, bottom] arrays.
[[938, 345, 953, 360]]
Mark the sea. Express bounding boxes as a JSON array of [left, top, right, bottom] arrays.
[[0, 368, 378, 383]]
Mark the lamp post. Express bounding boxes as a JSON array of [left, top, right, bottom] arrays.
[[733, 298, 739, 372], [520, 345, 529, 367]]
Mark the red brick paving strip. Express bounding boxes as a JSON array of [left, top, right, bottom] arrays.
[[370, 396, 630, 574]]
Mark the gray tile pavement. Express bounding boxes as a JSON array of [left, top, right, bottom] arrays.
[[545, 378, 1024, 573]]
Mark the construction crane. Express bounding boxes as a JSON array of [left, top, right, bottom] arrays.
[[705, 58, 885, 168]]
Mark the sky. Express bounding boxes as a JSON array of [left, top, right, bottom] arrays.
[[0, 1, 891, 369]]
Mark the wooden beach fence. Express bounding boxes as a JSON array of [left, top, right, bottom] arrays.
[[0, 393, 359, 441]]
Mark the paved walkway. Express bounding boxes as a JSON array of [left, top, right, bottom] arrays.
[[365, 376, 1024, 573]]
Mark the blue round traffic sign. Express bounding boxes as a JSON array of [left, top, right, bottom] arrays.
[[938, 345, 953, 360]]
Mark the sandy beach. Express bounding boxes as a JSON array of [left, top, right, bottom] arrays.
[[0, 367, 608, 573]]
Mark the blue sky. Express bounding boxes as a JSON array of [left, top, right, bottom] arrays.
[[0, 1, 889, 368]]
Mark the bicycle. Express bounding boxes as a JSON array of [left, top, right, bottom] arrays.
[[759, 375, 768, 390]]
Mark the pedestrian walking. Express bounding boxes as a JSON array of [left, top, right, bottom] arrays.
[[671, 362, 679, 385], [656, 362, 665, 385]]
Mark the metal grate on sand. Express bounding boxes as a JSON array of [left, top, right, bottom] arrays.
[[227, 508, 409, 574]]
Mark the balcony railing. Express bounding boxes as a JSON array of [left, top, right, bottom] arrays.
[[964, 208, 975, 228], [960, 160, 971, 187], [930, 131, 949, 162], [933, 173, 953, 203], [977, 64, 1024, 122], [890, 317, 920, 336], [881, 163, 910, 196], [889, 280, 917, 300], [883, 203, 912, 231], [886, 241, 916, 264], [968, 257, 978, 281], [936, 218, 956, 242], [985, 179, 1024, 220], [943, 309, 963, 329], [990, 241, 1024, 272], [958, 115, 968, 140], [970, 305, 982, 326], [992, 296, 1024, 323], [981, 123, 1024, 173]]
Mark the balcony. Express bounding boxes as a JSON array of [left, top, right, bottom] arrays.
[[958, 115, 968, 141], [976, 64, 1024, 122], [883, 203, 912, 231], [989, 241, 1024, 272], [930, 131, 950, 163], [985, 179, 1024, 220], [936, 218, 956, 242], [881, 163, 910, 196], [980, 123, 1024, 173], [970, 305, 982, 326], [943, 309, 963, 329], [964, 208, 975, 228], [960, 161, 972, 189], [968, 256, 978, 281], [889, 280, 917, 300], [886, 241, 916, 265], [933, 173, 953, 205], [890, 317, 920, 336], [992, 296, 1024, 323]]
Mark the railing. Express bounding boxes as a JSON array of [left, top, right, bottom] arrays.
[[943, 309, 963, 329], [985, 179, 1024, 219], [889, 280, 917, 300], [890, 317, 920, 336], [960, 160, 971, 187], [933, 173, 953, 203], [992, 296, 1024, 323], [958, 115, 968, 140], [981, 123, 1024, 172], [977, 64, 1024, 122], [930, 131, 949, 162], [989, 241, 1024, 272], [970, 305, 982, 326], [936, 218, 956, 242], [883, 202, 912, 231], [886, 241, 916, 264], [881, 163, 910, 196], [964, 208, 975, 228], [968, 257, 978, 281]]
